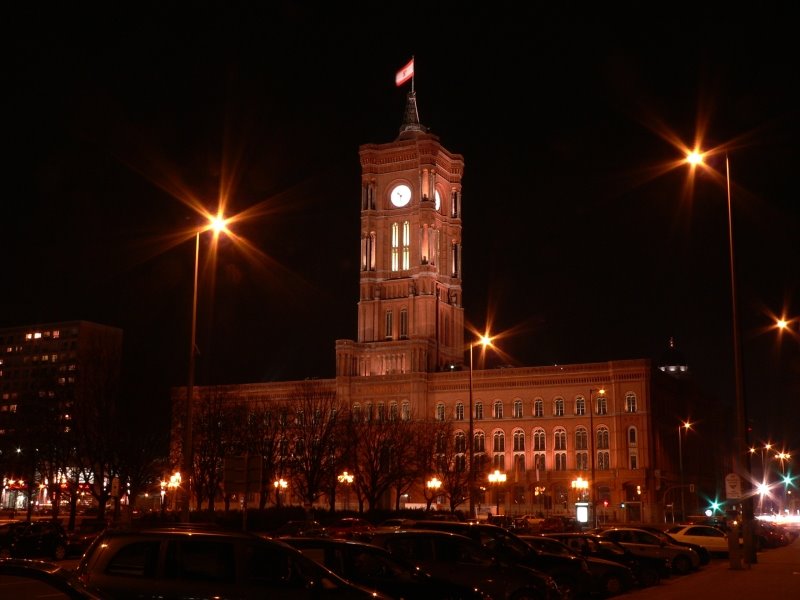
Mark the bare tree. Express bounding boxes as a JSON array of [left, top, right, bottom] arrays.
[[285, 381, 342, 510]]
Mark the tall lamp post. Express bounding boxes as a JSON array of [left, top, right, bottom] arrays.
[[338, 471, 354, 511], [588, 388, 605, 527], [488, 469, 506, 516], [468, 334, 493, 519], [180, 214, 230, 523], [686, 150, 754, 566], [678, 421, 692, 521], [749, 443, 772, 514]]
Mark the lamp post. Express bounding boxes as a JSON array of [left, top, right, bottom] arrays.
[[274, 478, 288, 508], [776, 452, 790, 513], [686, 150, 754, 566], [588, 388, 605, 527], [468, 334, 493, 519], [749, 443, 772, 514], [427, 476, 442, 510], [678, 421, 692, 521], [180, 215, 230, 523], [338, 471, 354, 511], [488, 469, 506, 516]]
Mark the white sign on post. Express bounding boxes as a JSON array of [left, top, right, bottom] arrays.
[[725, 473, 742, 499]]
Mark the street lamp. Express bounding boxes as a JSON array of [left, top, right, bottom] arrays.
[[571, 476, 589, 502], [749, 442, 772, 514], [588, 387, 605, 527], [468, 334, 493, 519], [686, 150, 754, 566], [427, 476, 442, 510], [180, 214, 230, 523], [678, 421, 692, 521], [487, 469, 506, 516], [274, 478, 288, 508], [338, 471, 354, 511]]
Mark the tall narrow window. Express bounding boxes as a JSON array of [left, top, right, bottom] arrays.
[[493, 431, 505, 452], [474, 432, 485, 453], [597, 396, 608, 415], [436, 403, 445, 421], [401, 401, 410, 421], [399, 309, 408, 338], [575, 427, 588, 450], [402, 221, 410, 270], [391, 222, 399, 271], [493, 400, 503, 419], [555, 453, 567, 471], [513, 430, 525, 452], [625, 393, 637, 413], [554, 398, 565, 416], [534, 453, 546, 471], [475, 402, 484, 420], [576, 396, 586, 416], [597, 426, 610, 449], [455, 431, 466, 453], [385, 310, 393, 339], [534, 399, 543, 417], [513, 399, 523, 418], [514, 453, 526, 474], [389, 402, 398, 421], [554, 428, 567, 451], [455, 402, 464, 420], [533, 428, 546, 451]]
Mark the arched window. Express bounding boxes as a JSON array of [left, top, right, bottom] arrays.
[[364, 403, 373, 422], [455, 454, 466, 472], [352, 403, 361, 422], [554, 428, 567, 451], [625, 392, 637, 413], [455, 431, 466, 453], [628, 427, 637, 446], [493, 400, 504, 419], [533, 428, 546, 451], [576, 396, 586, 416], [377, 402, 386, 422], [534, 452, 546, 471], [493, 431, 505, 452], [493, 453, 505, 470], [401, 401, 410, 421], [474, 431, 485, 453], [455, 402, 464, 421], [554, 397, 565, 417], [389, 402, 398, 421], [534, 398, 544, 417], [597, 426, 610, 449], [513, 399, 523, 418], [598, 451, 610, 470], [597, 395, 608, 415], [475, 402, 484, 420], [436, 403, 445, 421], [575, 427, 588, 450], [513, 430, 525, 452], [555, 452, 567, 471]]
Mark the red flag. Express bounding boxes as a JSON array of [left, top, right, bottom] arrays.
[[395, 58, 414, 86]]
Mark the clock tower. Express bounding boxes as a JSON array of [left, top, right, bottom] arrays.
[[336, 92, 465, 379]]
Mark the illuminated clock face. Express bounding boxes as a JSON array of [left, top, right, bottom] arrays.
[[434, 190, 441, 211], [390, 184, 412, 207]]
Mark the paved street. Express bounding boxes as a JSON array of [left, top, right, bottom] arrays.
[[618, 536, 800, 598]]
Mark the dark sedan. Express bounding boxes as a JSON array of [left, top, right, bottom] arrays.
[[282, 535, 487, 599]]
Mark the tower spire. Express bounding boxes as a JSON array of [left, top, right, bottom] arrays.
[[398, 91, 427, 137]]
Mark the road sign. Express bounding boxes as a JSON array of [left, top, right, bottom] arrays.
[[725, 473, 742, 499], [224, 455, 263, 494]]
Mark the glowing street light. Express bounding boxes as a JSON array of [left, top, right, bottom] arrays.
[[487, 469, 506, 516], [685, 149, 755, 567], [427, 476, 443, 511], [468, 334, 494, 519], [273, 478, 288, 508], [338, 471, 354, 511], [678, 421, 693, 521], [181, 211, 232, 523], [571, 476, 589, 502], [749, 442, 773, 514]]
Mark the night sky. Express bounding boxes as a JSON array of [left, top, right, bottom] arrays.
[[6, 7, 799, 454]]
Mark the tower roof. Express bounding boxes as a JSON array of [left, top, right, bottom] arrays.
[[397, 91, 428, 139], [658, 336, 689, 378]]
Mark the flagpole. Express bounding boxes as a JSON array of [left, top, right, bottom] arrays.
[[411, 55, 415, 94]]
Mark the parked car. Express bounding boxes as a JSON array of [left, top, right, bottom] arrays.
[[540, 516, 580, 533], [664, 524, 738, 556], [271, 520, 327, 538], [598, 527, 700, 574], [366, 528, 563, 599], [283, 535, 487, 599], [408, 520, 592, 599], [0, 520, 68, 561], [636, 526, 710, 565], [544, 532, 668, 587], [515, 515, 547, 533], [324, 517, 375, 540], [0, 558, 102, 599], [65, 519, 108, 557], [520, 534, 635, 597], [74, 525, 390, 599]]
